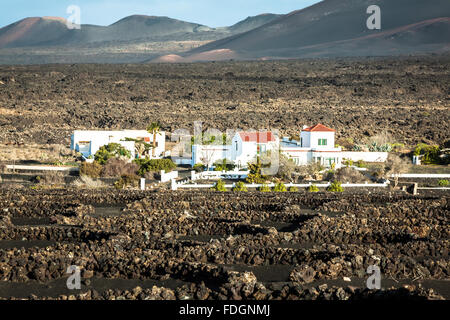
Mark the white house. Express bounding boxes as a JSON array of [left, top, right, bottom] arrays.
[[192, 131, 279, 168], [190, 123, 388, 170], [191, 144, 232, 168], [281, 124, 343, 168], [70, 130, 165, 160], [231, 131, 279, 168]]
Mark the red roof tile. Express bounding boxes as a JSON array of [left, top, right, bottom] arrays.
[[239, 131, 276, 143], [302, 123, 335, 132]]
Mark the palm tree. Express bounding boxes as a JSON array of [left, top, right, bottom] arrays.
[[147, 122, 161, 158]]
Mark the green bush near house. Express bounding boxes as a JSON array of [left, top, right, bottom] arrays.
[[356, 160, 367, 168], [343, 159, 353, 167], [327, 181, 344, 192], [288, 186, 299, 192], [211, 179, 227, 192], [438, 180, 449, 187], [273, 182, 287, 192], [414, 143, 441, 165], [307, 185, 319, 192], [214, 159, 236, 171], [134, 158, 176, 175], [246, 157, 267, 184], [233, 181, 248, 192], [94, 143, 131, 165], [258, 184, 271, 192], [193, 163, 205, 173]]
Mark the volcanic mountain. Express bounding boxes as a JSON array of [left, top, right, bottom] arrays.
[[167, 0, 450, 61], [0, 14, 282, 49]]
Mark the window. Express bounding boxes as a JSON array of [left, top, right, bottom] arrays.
[[257, 144, 267, 154], [318, 138, 327, 146]]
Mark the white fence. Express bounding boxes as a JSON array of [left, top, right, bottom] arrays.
[[191, 170, 249, 181], [160, 170, 178, 183], [393, 174, 450, 178], [171, 180, 389, 190], [341, 152, 388, 163], [5, 165, 79, 172]]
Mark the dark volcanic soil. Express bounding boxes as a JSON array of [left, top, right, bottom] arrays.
[[0, 188, 448, 300], [0, 56, 449, 147]]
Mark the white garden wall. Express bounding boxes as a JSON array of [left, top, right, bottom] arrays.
[[160, 170, 178, 183], [341, 152, 388, 163]]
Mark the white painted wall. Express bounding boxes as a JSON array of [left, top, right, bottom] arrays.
[[280, 149, 310, 165], [160, 170, 178, 183], [341, 152, 388, 163], [192, 145, 232, 168], [71, 130, 166, 159], [300, 131, 335, 149]]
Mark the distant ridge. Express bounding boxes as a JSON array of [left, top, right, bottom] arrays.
[[0, 13, 282, 49], [165, 0, 450, 62]]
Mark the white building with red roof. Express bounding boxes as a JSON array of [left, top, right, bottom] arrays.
[[191, 130, 279, 168], [231, 131, 279, 168], [191, 124, 344, 169], [191, 123, 389, 172], [281, 124, 343, 168]]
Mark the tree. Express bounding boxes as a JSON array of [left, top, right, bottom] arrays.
[[147, 122, 161, 158], [384, 154, 411, 188], [275, 154, 298, 182], [199, 148, 217, 171], [246, 157, 267, 184]]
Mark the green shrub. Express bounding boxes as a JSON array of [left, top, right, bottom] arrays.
[[135, 158, 176, 175], [246, 157, 267, 184], [214, 159, 235, 171], [414, 143, 441, 164], [258, 184, 271, 192], [114, 174, 140, 189], [288, 186, 299, 192], [80, 161, 103, 178], [343, 159, 353, 167], [193, 163, 205, 173], [94, 143, 131, 165], [327, 181, 344, 192], [307, 185, 319, 192], [273, 182, 287, 192], [232, 181, 248, 192], [356, 160, 367, 168], [211, 179, 227, 192], [438, 180, 449, 187]]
